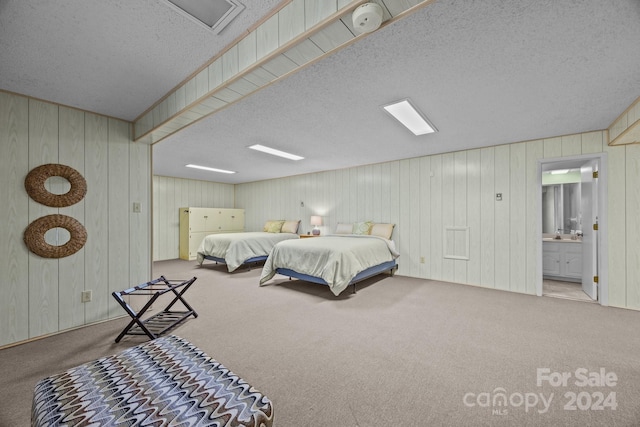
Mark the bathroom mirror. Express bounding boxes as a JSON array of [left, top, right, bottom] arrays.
[[542, 183, 581, 234]]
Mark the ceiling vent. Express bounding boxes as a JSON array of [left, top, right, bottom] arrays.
[[164, 0, 245, 34]]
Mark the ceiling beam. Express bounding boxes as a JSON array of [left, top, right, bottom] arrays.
[[608, 95, 640, 146], [133, 0, 434, 145]]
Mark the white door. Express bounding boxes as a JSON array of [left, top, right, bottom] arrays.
[[580, 160, 598, 300]]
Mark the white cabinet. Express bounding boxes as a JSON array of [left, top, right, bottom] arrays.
[[543, 241, 582, 281], [564, 247, 583, 278], [542, 245, 562, 276], [179, 208, 244, 260]]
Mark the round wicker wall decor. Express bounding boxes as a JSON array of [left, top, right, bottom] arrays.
[[23, 214, 87, 258], [25, 164, 87, 207]]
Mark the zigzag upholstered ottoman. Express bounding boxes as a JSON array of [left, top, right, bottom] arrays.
[[31, 335, 273, 426]]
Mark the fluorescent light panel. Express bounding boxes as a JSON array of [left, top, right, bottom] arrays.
[[186, 164, 235, 174], [382, 99, 437, 135], [248, 144, 304, 161]]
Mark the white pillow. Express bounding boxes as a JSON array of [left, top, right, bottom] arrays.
[[335, 223, 353, 234], [281, 220, 300, 234]]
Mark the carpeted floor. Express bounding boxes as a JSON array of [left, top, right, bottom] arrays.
[[1, 259, 639, 426]]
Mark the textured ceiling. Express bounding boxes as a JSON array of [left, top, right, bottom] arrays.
[[0, 0, 281, 120], [2, 0, 639, 184]]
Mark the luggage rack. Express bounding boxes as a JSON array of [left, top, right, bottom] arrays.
[[112, 276, 198, 343]]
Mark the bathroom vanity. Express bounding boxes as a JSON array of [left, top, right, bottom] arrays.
[[542, 238, 582, 282]]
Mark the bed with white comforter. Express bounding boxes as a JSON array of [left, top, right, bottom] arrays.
[[197, 232, 299, 272], [259, 234, 399, 296]]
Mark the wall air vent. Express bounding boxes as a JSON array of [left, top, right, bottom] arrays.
[[164, 0, 245, 34]]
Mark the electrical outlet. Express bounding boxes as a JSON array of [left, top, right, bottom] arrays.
[[81, 290, 92, 303], [132, 202, 141, 213], [420, 256, 425, 264]]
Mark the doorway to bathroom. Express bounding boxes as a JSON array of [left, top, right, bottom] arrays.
[[537, 154, 608, 304]]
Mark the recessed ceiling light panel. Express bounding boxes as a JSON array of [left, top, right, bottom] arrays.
[[248, 144, 304, 161], [186, 164, 235, 174], [164, 0, 245, 34], [382, 98, 437, 136]]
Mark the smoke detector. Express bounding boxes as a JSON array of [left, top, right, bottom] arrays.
[[352, 3, 383, 34]]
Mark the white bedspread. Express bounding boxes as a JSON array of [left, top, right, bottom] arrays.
[[197, 232, 299, 272], [259, 235, 400, 296]]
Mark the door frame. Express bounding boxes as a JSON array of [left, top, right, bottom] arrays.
[[536, 153, 609, 305]]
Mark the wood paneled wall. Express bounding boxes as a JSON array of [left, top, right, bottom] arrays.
[[152, 176, 235, 261], [0, 91, 151, 347], [149, 130, 639, 310], [232, 130, 640, 311]]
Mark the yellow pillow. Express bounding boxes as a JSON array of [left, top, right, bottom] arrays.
[[352, 221, 373, 235], [263, 220, 285, 233]]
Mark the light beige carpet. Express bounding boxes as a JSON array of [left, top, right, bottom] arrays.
[[1, 259, 639, 426]]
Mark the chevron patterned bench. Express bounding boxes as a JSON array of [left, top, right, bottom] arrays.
[[31, 335, 273, 426]]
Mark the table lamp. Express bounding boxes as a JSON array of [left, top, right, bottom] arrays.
[[310, 215, 322, 235]]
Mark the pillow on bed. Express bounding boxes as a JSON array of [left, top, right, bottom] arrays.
[[281, 220, 300, 234], [263, 220, 285, 233], [352, 221, 373, 235], [370, 223, 395, 240], [335, 223, 353, 234]]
